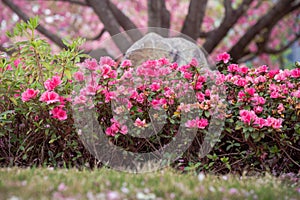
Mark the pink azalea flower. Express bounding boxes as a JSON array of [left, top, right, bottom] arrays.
[[268, 69, 280, 78], [122, 68, 133, 79], [6, 64, 13, 71], [149, 82, 161, 92], [254, 76, 267, 83], [234, 78, 248, 87], [99, 56, 116, 67], [164, 88, 175, 98], [13, 58, 21, 67], [137, 93, 145, 104], [170, 62, 178, 70], [274, 71, 288, 81], [286, 81, 295, 89], [185, 117, 208, 129], [254, 117, 266, 128], [238, 91, 246, 102], [269, 84, 280, 92], [21, 88, 39, 102], [245, 88, 256, 96], [73, 95, 87, 105], [86, 83, 101, 95], [184, 72, 193, 79], [178, 103, 191, 112], [238, 66, 249, 74], [104, 91, 116, 103], [39, 91, 60, 104], [189, 58, 198, 66], [254, 106, 263, 114], [99, 64, 112, 79], [185, 119, 197, 128], [110, 123, 120, 133], [50, 107, 67, 121], [158, 57, 170, 66], [159, 98, 167, 105], [178, 65, 190, 73], [73, 71, 84, 81], [197, 118, 209, 129], [290, 68, 300, 78], [120, 59, 132, 68], [105, 127, 115, 136], [216, 52, 230, 63], [270, 91, 281, 98], [44, 76, 62, 91], [216, 73, 225, 85], [292, 90, 300, 98], [134, 118, 147, 128], [239, 110, 256, 125], [151, 99, 161, 109], [197, 75, 206, 83], [256, 65, 268, 74], [120, 125, 128, 135], [227, 64, 239, 72], [265, 117, 283, 129], [196, 92, 205, 102], [130, 90, 138, 100], [277, 103, 285, 114], [272, 118, 283, 129], [205, 89, 211, 97], [195, 81, 203, 90], [83, 58, 98, 70]]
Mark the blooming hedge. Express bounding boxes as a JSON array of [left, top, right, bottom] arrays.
[[0, 19, 299, 174]]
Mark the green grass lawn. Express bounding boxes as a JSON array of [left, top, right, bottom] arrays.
[[0, 167, 299, 200]]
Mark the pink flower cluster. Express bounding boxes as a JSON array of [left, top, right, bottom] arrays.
[[216, 52, 230, 63], [239, 110, 283, 129], [21, 89, 39, 102], [44, 75, 62, 90], [105, 118, 128, 136], [185, 117, 209, 129], [21, 75, 68, 121], [213, 52, 300, 131]]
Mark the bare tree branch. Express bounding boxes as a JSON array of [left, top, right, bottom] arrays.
[[108, 2, 143, 42], [54, 0, 86, 6], [3, 0, 67, 49], [263, 35, 300, 55], [237, 29, 299, 62], [28, 0, 88, 6], [181, 0, 208, 41], [203, 0, 254, 53], [147, 0, 170, 36], [199, 31, 213, 38], [229, 0, 300, 62], [86, 0, 132, 52], [86, 28, 106, 41], [224, 0, 233, 16], [238, 53, 257, 63]]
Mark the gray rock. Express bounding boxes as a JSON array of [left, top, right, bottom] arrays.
[[124, 32, 209, 68]]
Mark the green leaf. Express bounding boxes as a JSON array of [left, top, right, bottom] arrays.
[[9, 97, 18, 106], [22, 154, 28, 160], [204, 110, 210, 118], [49, 138, 56, 144], [65, 69, 72, 79], [244, 132, 250, 140], [19, 146, 25, 151]]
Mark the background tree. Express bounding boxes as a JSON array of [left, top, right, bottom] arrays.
[[1, 0, 299, 67]]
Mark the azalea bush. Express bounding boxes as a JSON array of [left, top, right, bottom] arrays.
[[198, 53, 300, 174], [1, 19, 300, 174], [0, 18, 96, 167]]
